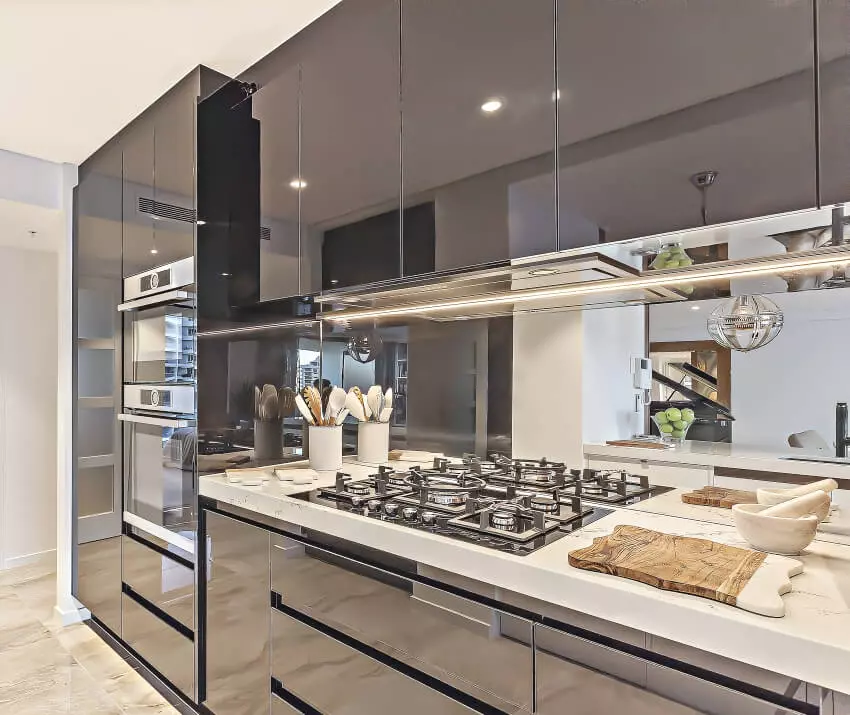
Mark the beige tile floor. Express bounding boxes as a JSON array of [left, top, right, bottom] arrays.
[[0, 555, 180, 715]]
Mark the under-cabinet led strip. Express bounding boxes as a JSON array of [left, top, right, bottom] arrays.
[[322, 247, 850, 322]]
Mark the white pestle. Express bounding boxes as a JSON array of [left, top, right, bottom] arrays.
[[760, 490, 831, 520], [780, 478, 838, 497]]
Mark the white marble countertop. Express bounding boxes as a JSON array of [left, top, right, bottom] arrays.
[[584, 440, 850, 480], [201, 459, 850, 695]]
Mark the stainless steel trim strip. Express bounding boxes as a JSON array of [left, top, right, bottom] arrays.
[[118, 413, 194, 428], [123, 513, 196, 555], [117, 289, 192, 312]]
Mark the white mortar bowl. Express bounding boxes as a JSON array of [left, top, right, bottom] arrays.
[[732, 504, 819, 555]]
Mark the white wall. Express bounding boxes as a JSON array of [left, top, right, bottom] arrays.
[[0, 246, 58, 568], [649, 289, 850, 450], [513, 305, 645, 464]]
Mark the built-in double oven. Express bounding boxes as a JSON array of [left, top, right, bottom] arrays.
[[118, 256, 197, 557]]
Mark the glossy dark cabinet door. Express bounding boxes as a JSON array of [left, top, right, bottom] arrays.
[[402, 0, 557, 267], [121, 114, 157, 277], [556, 1, 817, 247], [818, 0, 850, 207], [252, 63, 302, 300], [300, 0, 401, 291]]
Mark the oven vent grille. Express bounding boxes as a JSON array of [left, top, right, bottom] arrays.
[[138, 197, 196, 224], [260, 226, 271, 241]]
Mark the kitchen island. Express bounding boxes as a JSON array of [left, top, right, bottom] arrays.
[[199, 459, 850, 715]]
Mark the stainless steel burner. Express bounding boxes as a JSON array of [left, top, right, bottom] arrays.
[[528, 495, 559, 513], [422, 511, 440, 526], [429, 491, 468, 506], [490, 509, 519, 530], [384, 502, 400, 518], [347, 483, 370, 495], [402, 507, 419, 521]]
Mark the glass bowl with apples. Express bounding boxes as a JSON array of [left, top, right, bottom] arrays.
[[652, 407, 696, 443]]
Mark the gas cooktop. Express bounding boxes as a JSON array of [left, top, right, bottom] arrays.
[[296, 455, 669, 555]]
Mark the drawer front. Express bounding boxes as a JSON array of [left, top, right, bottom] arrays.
[[121, 593, 194, 698], [122, 535, 194, 630], [272, 694, 303, 715], [271, 609, 475, 715], [271, 535, 533, 712]]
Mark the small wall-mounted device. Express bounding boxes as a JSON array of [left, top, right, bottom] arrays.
[[632, 357, 652, 390]]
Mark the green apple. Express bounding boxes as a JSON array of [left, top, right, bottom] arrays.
[[682, 285, 695, 295], [660, 424, 674, 434], [681, 408, 695, 423], [665, 407, 682, 422], [673, 420, 686, 430], [672, 429, 685, 439], [654, 412, 669, 425]]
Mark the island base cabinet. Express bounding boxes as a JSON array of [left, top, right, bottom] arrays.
[[271, 534, 534, 713], [271, 694, 303, 715], [534, 624, 810, 715], [271, 609, 476, 714]]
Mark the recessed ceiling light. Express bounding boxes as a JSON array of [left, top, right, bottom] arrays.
[[289, 178, 308, 190], [480, 98, 503, 114], [150, 248, 158, 255]]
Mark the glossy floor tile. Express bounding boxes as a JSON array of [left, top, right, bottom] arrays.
[[0, 555, 179, 715]]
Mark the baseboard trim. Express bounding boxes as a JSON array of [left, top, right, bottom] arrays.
[[2, 548, 56, 571], [54, 603, 88, 626]]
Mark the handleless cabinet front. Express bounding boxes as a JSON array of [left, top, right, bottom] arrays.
[[121, 593, 194, 697], [121, 536, 194, 631], [203, 511, 271, 715], [271, 534, 533, 713], [271, 609, 475, 715], [271, 694, 303, 715]]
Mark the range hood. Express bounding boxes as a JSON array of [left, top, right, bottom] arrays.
[[319, 245, 850, 324], [319, 252, 686, 323]]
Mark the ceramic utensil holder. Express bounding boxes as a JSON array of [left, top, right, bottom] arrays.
[[357, 421, 390, 464], [308, 425, 343, 471], [253, 419, 283, 461]]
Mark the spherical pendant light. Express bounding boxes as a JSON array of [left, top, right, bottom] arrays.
[[706, 295, 784, 352]]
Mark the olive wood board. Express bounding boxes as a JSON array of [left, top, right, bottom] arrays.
[[605, 440, 672, 450], [681, 486, 758, 509], [568, 525, 803, 617]]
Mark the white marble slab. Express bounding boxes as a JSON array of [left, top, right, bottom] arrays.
[[200, 467, 850, 696], [584, 440, 850, 481]]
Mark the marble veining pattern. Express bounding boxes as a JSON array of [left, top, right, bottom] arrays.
[[0, 554, 179, 715]]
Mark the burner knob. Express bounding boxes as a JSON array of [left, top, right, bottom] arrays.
[[384, 502, 400, 518], [401, 507, 419, 521], [367, 499, 383, 513], [421, 511, 439, 527]]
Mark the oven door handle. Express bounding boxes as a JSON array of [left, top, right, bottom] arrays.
[[118, 413, 194, 429], [123, 512, 196, 555]]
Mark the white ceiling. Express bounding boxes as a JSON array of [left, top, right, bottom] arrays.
[[0, 0, 341, 165]]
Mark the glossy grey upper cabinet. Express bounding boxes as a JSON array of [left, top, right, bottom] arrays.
[[300, 0, 402, 291], [556, 1, 817, 248], [818, 0, 850, 207], [252, 63, 301, 301], [122, 79, 197, 278], [121, 114, 157, 277], [402, 0, 557, 268], [152, 81, 197, 270]]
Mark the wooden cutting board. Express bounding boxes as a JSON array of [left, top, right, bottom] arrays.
[[605, 440, 671, 450], [681, 486, 758, 509], [568, 525, 803, 617]]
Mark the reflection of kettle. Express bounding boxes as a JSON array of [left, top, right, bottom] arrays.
[[770, 226, 834, 291]]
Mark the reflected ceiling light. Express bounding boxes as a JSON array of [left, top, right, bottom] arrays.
[[322, 247, 850, 323], [221, 272, 231, 277], [289, 178, 308, 190], [150, 248, 158, 255], [197, 220, 207, 226], [690, 305, 700, 311], [480, 98, 503, 113], [553, 89, 561, 102]]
